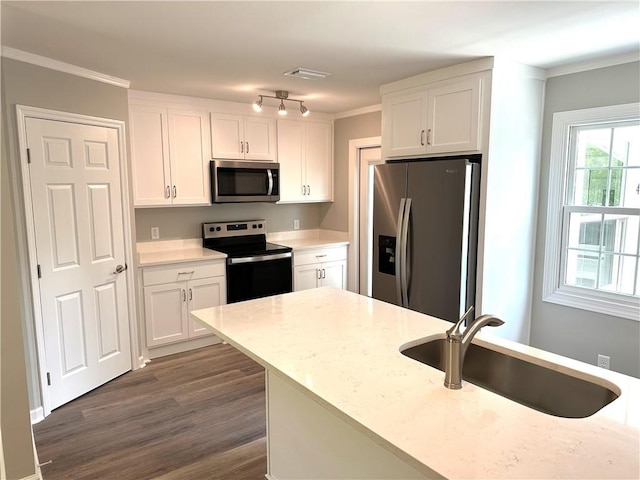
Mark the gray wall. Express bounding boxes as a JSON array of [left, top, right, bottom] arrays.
[[320, 111, 382, 232], [1, 56, 131, 478], [135, 203, 323, 241], [530, 61, 640, 377]]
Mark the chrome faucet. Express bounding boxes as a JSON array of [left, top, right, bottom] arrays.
[[444, 307, 504, 389]]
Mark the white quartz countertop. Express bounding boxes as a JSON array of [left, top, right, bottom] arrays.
[[137, 230, 349, 267], [191, 287, 640, 479], [137, 239, 226, 267]]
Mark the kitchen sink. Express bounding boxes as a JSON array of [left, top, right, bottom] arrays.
[[401, 338, 620, 418]]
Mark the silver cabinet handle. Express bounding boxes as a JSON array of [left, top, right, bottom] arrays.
[[315, 254, 327, 259], [189, 288, 193, 301], [426, 129, 432, 146], [420, 130, 425, 146], [317, 269, 322, 280], [112, 263, 127, 274], [302, 185, 306, 196], [182, 289, 186, 302], [173, 186, 177, 198], [166, 185, 171, 199], [322, 268, 326, 279], [246, 142, 249, 153], [177, 270, 195, 276], [241, 141, 244, 153], [307, 185, 310, 196]]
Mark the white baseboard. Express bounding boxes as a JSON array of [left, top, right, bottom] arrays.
[[16, 473, 41, 480], [148, 335, 221, 360], [30, 407, 44, 425]]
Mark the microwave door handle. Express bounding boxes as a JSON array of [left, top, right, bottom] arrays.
[[267, 169, 274, 196]]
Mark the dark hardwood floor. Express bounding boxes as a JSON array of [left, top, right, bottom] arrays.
[[33, 343, 267, 480]]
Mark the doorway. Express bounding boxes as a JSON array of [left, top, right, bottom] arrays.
[[16, 106, 137, 415], [347, 137, 382, 295]]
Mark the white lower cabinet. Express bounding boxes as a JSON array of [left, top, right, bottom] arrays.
[[142, 260, 226, 347], [293, 246, 347, 291]]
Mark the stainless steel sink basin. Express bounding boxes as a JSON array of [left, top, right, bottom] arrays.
[[401, 338, 619, 418]]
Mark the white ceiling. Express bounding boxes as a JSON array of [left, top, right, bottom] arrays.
[[2, 1, 639, 114]]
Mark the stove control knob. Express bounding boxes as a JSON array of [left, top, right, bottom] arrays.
[[258, 223, 263, 228], [216, 226, 221, 231], [252, 224, 257, 229], [209, 227, 215, 232]]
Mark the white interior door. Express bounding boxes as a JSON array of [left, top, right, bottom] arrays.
[[25, 117, 132, 410], [358, 147, 383, 296]]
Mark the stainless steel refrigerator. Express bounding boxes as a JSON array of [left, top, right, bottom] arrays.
[[372, 158, 480, 322]]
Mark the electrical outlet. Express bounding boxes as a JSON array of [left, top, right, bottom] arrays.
[[597, 354, 610, 370], [294, 219, 300, 230], [151, 227, 160, 240]]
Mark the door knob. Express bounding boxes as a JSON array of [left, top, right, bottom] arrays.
[[112, 264, 127, 274]]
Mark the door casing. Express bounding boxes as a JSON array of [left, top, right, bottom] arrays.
[[15, 105, 140, 418]]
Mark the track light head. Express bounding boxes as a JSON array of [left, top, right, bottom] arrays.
[[300, 104, 309, 117], [278, 100, 287, 115], [253, 96, 263, 112]]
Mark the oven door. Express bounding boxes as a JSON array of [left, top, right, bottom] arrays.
[[226, 252, 292, 303]]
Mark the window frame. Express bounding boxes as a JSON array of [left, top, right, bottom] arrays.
[[543, 103, 640, 320]]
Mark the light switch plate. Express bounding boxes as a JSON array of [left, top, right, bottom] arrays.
[[151, 227, 160, 240], [294, 219, 300, 230]]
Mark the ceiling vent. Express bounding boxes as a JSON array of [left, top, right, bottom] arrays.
[[284, 67, 332, 80]]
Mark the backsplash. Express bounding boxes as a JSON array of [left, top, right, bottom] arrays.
[[134, 203, 327, 241]]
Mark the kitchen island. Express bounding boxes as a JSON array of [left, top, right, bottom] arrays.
[[191, 287, 639, 479]]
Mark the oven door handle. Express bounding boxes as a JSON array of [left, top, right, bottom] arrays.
[[227, 252, 292, 265]]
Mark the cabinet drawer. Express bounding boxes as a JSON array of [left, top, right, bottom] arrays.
[[143, 261, 225, 286], [294, 247, 347, 267]]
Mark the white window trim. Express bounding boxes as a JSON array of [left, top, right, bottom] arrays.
[[542, 102, 640, 321]]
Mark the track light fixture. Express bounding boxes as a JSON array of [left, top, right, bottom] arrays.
[[252, 90, 310, 117]]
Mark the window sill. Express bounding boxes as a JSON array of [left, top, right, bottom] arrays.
[[544, 288, 639, 321]]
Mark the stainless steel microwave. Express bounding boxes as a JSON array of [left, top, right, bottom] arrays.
[[210, 160, 280, 203]]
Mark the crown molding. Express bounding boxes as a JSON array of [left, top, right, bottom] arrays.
[[1, 47, 130, 88], [546, 51, 639, 78], [334, 104, 382, 120]]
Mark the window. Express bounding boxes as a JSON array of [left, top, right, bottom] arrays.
[[543, 103, 640, 320]]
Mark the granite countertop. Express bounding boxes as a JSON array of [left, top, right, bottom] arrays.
[[190, 287, 640, 479]]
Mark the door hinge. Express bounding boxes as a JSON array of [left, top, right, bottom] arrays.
[[46, 372, 51, 386], [26, 148, 31, 164], [37, 264, 42, 278]]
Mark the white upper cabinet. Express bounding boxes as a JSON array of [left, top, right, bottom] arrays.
[[382, 74, 482, 158], [277, 119, 333, 203], [210, 113, 276, 161], [130, 103, 210, 206]]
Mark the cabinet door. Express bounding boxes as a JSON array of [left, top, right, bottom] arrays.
[[129, 105, 172, 206], [320, 261, 347, 289], [210, 113, 244, 159], [187, 277, 226, 338], [294, 264, 320, 291], [426, 76, 481, 154], [277, 119, 305, 202], [244, 117, 277, 161], [382, 91, 427, 158], [168, 108, 211, 205], [305, 122, 333, 202], [144, 283, 188, 347]]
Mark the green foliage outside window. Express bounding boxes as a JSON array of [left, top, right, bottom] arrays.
[[582, 144, 623, 206]]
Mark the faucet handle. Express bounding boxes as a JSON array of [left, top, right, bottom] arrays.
[[446, 306, 475, 339]]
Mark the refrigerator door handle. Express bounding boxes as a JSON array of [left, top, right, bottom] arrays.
[[395, 198, 406, 306], [400, 198, 412, 307]]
